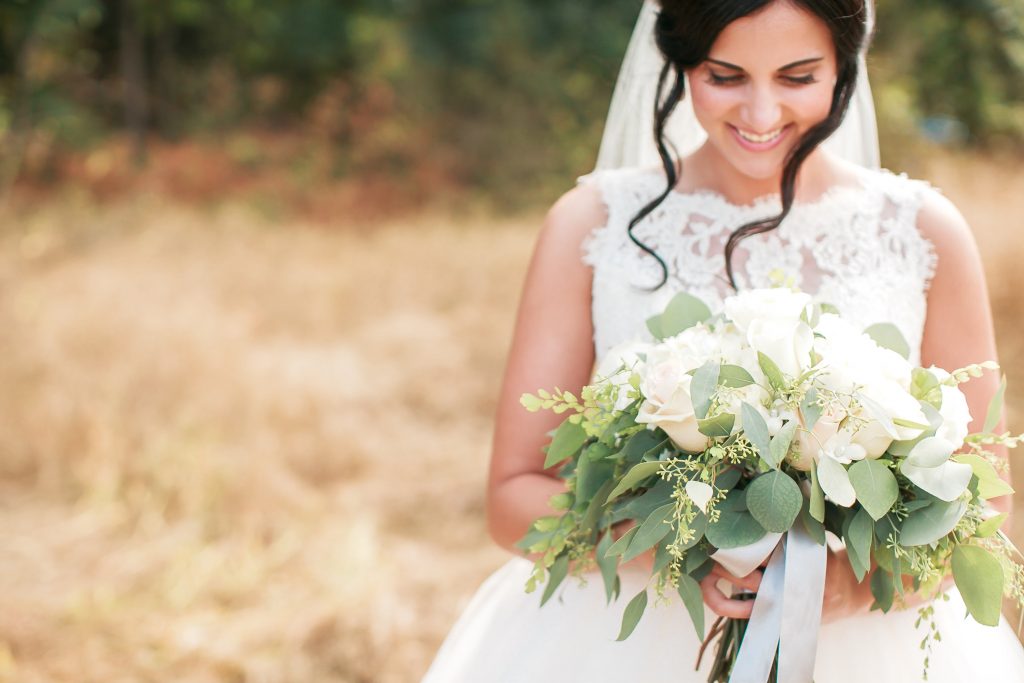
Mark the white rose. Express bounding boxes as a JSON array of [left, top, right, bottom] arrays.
[[813, 314, 914, 392], [723, 288, 811, 333], [928, 366, 973, 450], [636, 357, 711, 452], [746, 318, 814, 378], [851, 380, 928, 457]]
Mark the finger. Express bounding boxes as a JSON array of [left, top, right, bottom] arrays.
[[700, 572, 755, 619], [710, 564, 763, 593]]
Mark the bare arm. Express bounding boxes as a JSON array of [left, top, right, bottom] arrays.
[[485, 180, 601, 554], [917, 190, 1013, 520], [837, 188, 1015, 618]]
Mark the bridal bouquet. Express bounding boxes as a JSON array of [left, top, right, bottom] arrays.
[[517, 287, 1024, 682]]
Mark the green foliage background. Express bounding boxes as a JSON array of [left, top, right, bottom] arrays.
[[1, 0, 1023, 208]]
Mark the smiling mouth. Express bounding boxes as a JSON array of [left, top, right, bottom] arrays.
[[733, 126, 786, 144]]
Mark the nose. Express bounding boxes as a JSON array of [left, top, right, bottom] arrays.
[[740, 85, 782, 132]]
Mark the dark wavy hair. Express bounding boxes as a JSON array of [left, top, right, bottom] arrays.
[[629, 0, 871, 290]]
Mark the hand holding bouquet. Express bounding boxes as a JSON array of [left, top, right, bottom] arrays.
[[518, 287, 1023, 682]]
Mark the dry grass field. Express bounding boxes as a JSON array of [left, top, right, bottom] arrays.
[[0, 151, 1023, 682]]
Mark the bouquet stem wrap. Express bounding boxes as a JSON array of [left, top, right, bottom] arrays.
[[712, 524, 826, 683]]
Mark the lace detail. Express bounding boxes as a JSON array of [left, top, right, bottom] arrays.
[[577, 165, 939, 366]]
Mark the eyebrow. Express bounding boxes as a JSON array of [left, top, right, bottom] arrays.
[[706, 57, 824, 72]]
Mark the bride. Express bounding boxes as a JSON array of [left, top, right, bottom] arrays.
[[423, 1, 1024, 681]]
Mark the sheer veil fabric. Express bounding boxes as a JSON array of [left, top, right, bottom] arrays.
[[594, 0, 880, 172]]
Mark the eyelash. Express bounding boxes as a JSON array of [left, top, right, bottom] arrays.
[[706, 73, 818, 86]]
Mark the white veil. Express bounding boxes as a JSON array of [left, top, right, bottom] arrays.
[[594, 0, 879, 172]]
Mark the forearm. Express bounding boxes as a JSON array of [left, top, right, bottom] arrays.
[[487, 472, 566, 557], [487, 472, 655, 572]]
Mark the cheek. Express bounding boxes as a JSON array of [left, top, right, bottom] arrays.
[[785, 84, 835, 123], [687, 79, 739, 128]]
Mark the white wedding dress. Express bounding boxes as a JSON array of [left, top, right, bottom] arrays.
[[422, 164, 1024, 682]]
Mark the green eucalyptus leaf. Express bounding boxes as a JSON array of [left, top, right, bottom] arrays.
[[691, 362, 720, 420], [719, 364, 756, 388], [800, 502, 826, 545], [623, 503, 675, 562], [611, 479, 675, 523], [706, 509, 767, 549], [616, 589, 649, 641], [899, 499, 967, 546], [768, 420, 798, 469], [745, 470, 802, 532], [576, 457, 615, 503], [910, 367, 942, 405], [653, 536, 675, 574], [622, 430, 666, 465], [864, 322, 910, 360], [740, 402, 773, 466], [580, 479, 617, 534], [607, 461, 666, 503], [976, 513, 1008, 538], [677, 573, 705, 639], [715, 467, 743, 491], [801, 388, 823, 430], [646, 314, 665, 341], [685, 545, 710, 574], [660, 292, 713, 337], [952, 545, 1004, 626], [544, 420, 589, 468], [698, 412, 735, 438], [596, 530, 620, 605], [954, 454, 1015, 499], [846, 508, 873, 583], [809, 464, 825, 523], [718, 487, 748, 512], [540, 554, 569, 606], [758, 351, 786, 390], [984, 376, 1007, 434], [870, 568, 895, 612], [605, 526, 637, 558], [848, 459, 899, 521], [678, 511, 708, 551]]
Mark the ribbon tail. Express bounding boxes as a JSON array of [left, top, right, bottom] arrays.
[[777, 523, 827, 682], [728, 540, 786, 683]]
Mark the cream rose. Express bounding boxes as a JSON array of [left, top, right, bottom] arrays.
[[635, 357, 711, 453]]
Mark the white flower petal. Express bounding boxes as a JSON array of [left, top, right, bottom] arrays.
[[901, 460, 973, 502], [906, 436, 956, 469], [817, 455, 856, 507], [685, 481, 714, 514]]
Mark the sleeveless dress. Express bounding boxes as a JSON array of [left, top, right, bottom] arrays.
[[422, 165, 1024, 682]]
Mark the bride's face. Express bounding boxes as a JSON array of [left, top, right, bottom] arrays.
[[686, 2, 839, 180]]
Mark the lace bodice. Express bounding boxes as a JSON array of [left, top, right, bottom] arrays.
[[577, 165, 939, 366]]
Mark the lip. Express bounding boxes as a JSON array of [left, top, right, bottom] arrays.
[[729, 123, 792, 152]]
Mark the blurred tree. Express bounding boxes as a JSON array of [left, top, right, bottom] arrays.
[[874, 0, 1024, 145], [0, 0, 1022, 205]]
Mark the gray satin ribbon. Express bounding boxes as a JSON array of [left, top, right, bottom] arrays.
[[711, 524, 827, 683]]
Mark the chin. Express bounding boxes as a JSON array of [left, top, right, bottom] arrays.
[[717, 136, 801, 183], [724, 153, 787, 182]]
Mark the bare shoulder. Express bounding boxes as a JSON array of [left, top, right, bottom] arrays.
[[536, 176, 609, 257], [914, 185, 975, 255]]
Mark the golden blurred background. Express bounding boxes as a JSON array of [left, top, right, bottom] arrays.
[[1, 1, 1024, 681]]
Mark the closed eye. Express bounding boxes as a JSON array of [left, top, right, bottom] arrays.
[[706, 72, 743, 85], [705, 72, 819, 86], [784, 74, 817, 85]]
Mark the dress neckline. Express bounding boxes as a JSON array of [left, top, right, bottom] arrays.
[[640, 165, 877, 214]]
